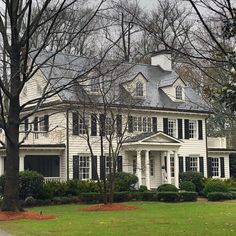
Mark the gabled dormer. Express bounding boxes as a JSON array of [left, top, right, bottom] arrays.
[[159, 77, 186, 102], [122, 72, 148, 99]]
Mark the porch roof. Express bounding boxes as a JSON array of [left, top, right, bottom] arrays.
[[0, 144, 66, 151]]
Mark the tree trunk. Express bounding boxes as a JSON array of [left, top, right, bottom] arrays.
[[1, 98, 21, 212]]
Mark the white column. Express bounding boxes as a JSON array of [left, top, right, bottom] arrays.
[[136, 150, 142, 187], [0, 157, 4, 176], [19, 155, 24, 172], [174, 151, 179, 188], [167, 151, 171, 184], [145, 150, 150, 190]]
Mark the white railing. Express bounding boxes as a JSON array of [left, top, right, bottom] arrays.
[[44, 177, 62, 182]]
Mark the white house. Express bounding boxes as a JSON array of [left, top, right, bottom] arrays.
[[0, 50, 233, 189]]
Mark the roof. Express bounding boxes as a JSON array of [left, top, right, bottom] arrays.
[[0, 144, 66, 149], [32, 50, 211, 113], [208, 148, 236, 153]]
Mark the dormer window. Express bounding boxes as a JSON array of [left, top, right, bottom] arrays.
[[136, 82, 143, 97], [176, 86, 182, 100], [91, 78, 99, 93]]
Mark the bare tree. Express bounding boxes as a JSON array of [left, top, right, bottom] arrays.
[[0, 0, 113, 212]]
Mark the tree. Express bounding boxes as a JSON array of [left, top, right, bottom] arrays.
[[0, 0, 110, 212]]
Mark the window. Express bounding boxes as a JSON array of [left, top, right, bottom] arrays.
[[189, 120, 197, 138], [176, 86, 182, 100], [39, 116, 46, 131], [133, 116, 152, 132], [212, 158, 219, 177], [168, 119, 176, 137], [136, 82, 143, 97], [150, 159, 154, 176], [91, 78, 99, 92], [132, 159, 137, 175], [79, 116, 89, 135], [79, 156, 90, 180], [105, 117, 112, 135], [170, 156, 175, 177], [190, 157, 198, 172], [105, 156, 113, 176]]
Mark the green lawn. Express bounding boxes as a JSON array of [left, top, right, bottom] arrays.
[[1, 201, 236, 236]]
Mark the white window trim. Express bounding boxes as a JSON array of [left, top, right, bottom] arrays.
[[189, 120, 198, 139], [78, 155, 91, 180], [211, 157, 221, 178]]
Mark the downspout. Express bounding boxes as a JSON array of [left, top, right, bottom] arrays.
[[66, 109, 70, 180], [205, 116, 209, 178]]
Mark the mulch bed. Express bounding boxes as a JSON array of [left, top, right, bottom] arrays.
[[0, 211, 57, 221], [81, 203, 140, 212]]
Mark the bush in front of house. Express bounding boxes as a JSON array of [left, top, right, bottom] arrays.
[[179, 171, 205, 194], [180, 181, 196, 192], [157, 184, 178, 192], [114, 172, 138, 192], [203, 179, 229, 197], [19, 170, 45, 200], [139, 185, 148, 192], [141, 191, 158, 201], [207, 192, 233, 201], [224, 178, 236, 188], [113, 192, 133, 202], [157, 192, 180, 202], [180, 191, 198, 201], [78, 192, 103, 204]]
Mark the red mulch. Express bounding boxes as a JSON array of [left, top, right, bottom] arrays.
[[0, 211, 57, 221], [81, 203, 140, 212]]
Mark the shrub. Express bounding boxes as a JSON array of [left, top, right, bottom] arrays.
[[229, 187, 236, 192], [157, 184, 178, 192], [114, 172, 138, 192], [139, 185, 148, 192], [203, 179, 229, 196], [19, 170, 44, 200], [24, 196, 37, 207], [141, 192, 157, 201], [157, 192, 179, 202], [180, 171, 205, 193], [113, 192, 132, 202], [180, 192, 198, 201], [78, 193, 103, 204], [180, 181, 196, 192], [224, 178, 236, 188], [131, 192, 143, 201], [44, 181, 68, 197], [66, 180, 100, 195], [207, 192, 233, 201]]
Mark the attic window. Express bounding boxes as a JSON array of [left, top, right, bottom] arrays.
[[175, 86, 182, 100], [136, 82, 143, 97], [91, 78, 99, 92]]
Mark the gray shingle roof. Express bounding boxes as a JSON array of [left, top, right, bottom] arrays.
[[33, 50, 211, 113]]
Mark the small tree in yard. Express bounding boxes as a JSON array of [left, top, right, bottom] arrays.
[[0, 0, 112, 212]]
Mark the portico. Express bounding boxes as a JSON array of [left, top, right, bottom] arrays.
[[122, 132, 182, 189]]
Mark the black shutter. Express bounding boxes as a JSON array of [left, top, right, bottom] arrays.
[[179, 156, 184, 174], [178, 119, 183, 139], [117, 115, 122, 136], [207, 157, 212, 178], [164, 156, 167, 171], [128, 116, 133, 133], [34, 117, 38, 131], [92, 156, 98, 180], [100, 156, 105, 179], [198, 120, 203, 140], [152, 117, 157, 132], [185, 156, 191, 171], [163, 118, 168, 134], [73, 156, 80, 179], [24, 118, 29, 132], [199, 157, 204, 174], [99, 114, 105, 136], [117, 156, 123, 172], [220, 157, 225, 178], [184, 119, 189, 139], [91, 114, 97, 136], [72, 112, 79, 135], [44, 115, 49, 132]]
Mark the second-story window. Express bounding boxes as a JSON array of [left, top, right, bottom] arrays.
[[133, 116, 152, 132], [168, 119, 176, 137], [79, 116, 89, 135], [136, 82, 143, 97], [176, 86, 183, 100], [189, 120, 197, 138], [105, 117, 112, 135], [91, 78, 99, 92]]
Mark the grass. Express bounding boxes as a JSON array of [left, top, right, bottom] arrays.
[[0, 201, 236, 236]]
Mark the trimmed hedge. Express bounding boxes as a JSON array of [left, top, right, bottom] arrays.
[[180, 181, 196, 192], [157, 192, 180, 202], [157, 184, 178, 192], [180, 192, 198, 201], [78, 193, 103, 204], [207, 192, 233, 201], [139, 185, 148, 192], [203, 180, 229, 196]]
